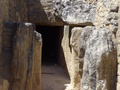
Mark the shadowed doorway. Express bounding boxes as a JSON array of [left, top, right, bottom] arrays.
[[36, 25, 65, 67], [36, 25, 70, 90]]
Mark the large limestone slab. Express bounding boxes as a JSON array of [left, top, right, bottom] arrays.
[[26, 0, 64, 26], [62, 26, 71, 76], [0, 22, 42, 90], [11, 23, 34, 90], [0, 0, 9, 53], [69, 27, 82, 90], [9, 0, 28, 22], [0, 22, 17, 90], [26, 0, 96, 26], [79, 26, 117, 90], [32, 31, 42, 90], [54, 0, 96, 25]]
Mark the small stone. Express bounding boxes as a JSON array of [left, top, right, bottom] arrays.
[[107, 12, 118, 20], [104, 20, 110, 26], [110, 5, 119, 12], [112, 26, 118, 33], [111, 19, 118, 26]]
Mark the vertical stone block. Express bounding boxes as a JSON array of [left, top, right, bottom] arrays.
[[66, 27, 82, 90], [79, 27, 117, 90], [32, 31, 42, 90], [62, 25, 71, 76], [11, 23, 34, 90]]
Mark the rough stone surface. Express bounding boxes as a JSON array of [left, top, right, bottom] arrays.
[[54, 0, 96, 25], [25, 0, 97, 26], [9, 0, 28, 22], [117, 1, 120, 89], [26, 0, 64, 26], [11, 23, 42, 90], [0, 22, 17, 90], [62, 25, 71, 76], [95, 0, 118, 26], [0, 0, 9, 22], [0, 0, 119, 90], [0, 22, 42, 90], [79, 26, 117, 90], [69, 27, 82, 90], [11, 23, 34, 90], [0, 0, 9, 53], [33, 31, 42, 90]]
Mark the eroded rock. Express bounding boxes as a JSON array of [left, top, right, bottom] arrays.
[[11, 23, 34, 90], [79, 26, 117, 90], [70, 27, 82, 90], [54, 0, 96, 25], [0, 22, 42, 90], [62, 25, 71, 76], [32, 31, 42, 90]]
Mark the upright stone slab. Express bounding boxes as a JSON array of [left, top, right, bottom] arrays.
[[0, 22, 17, 90], [11, 23, 34, 90], [62, 25, 71, 76], [0, 22, 42, 90], [0, 0, 9, 54], [117, 1, 120, 89], [32, 31, 42, 90], [79, 26, 117, 90], [69, 27, 82, 90]]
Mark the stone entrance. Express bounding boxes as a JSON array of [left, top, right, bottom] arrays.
[[36, 25, 70, 90], [36, 25, 65, 66]]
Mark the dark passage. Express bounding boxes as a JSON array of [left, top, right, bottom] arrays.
[[36, 25, 65, 67]]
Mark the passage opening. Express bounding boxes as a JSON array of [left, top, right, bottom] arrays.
[[36, 25, 70, 90], [36, 25, 65, 67]]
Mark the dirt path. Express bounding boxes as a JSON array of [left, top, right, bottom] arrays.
[[41, 65, 70, 90]]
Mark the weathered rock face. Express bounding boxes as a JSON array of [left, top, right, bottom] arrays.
[[11, 23, 34, 90], [69, 27, 82, 90], [62, 26, 71, 76], [33, 31, 42, 90], [0, 0, 118, 26], [0, 22, 42, 90], [9, 0, 28, 22], [26, 0, 64, 26], [0, 0, 28, 23], [0, 0, 9, 53], [0, 0, 9, 22], [62, 27, 83, 90], [25, 0, 97, 26], [79, 26, 117, 90], [0, 22, 16, 90], [116, 1, 120, 89], [0, 0, 119, 90], [95, 0, 118, 27], [54, 0, 96, 25]]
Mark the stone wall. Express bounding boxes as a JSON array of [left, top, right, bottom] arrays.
[[0, 22, 42, 90], [0, 0, 120, 90], [117, 0, 120, 89], [79, 27, 117, 90], [60, 0, 119, 90]]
